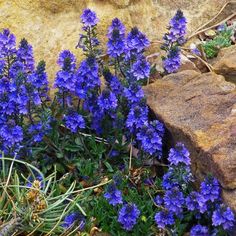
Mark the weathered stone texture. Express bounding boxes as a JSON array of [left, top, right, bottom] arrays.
[[144, 70, 236, 208], [0, 0, 230, 83]]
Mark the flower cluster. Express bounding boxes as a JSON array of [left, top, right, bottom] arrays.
[[78, 8, 100, 53], [126, 104, 148, 133], [54, 50, 76, 105], [104, 69, 123, 96], [212, 205, 235, 230], [123, 83, 144, 106], [136, 120, 164, 157], [167, 142, 190, 166], [107, 18, 126, 58], [64, 111, 85, 133], [164, 10, 187, 45], [130, 59, 150, 80], [118, 203, 140, 231], [162, 47, 181, 74], [98, 90, 118, 115], [0, 29, 50, 154], [1, 8, 235, 236], [190, 225, 209, 236], [0, 29, 17, 57], [62, 212, 86, 230], [154, 143, 235, 234], [81, 9, 98, 27], [75, 56, 100, 99], [104, 182, 140, 231], [162, 10, 187, 74], [104, 184, 123, 206], [126, 27, 150, 54]]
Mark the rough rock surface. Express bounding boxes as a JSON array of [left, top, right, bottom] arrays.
[[213, 45, 236, 84], [144, 70, 236, 209], [0, 0, 231, 84]]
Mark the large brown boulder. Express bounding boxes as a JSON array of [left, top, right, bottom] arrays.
[[144, 70, 236, 209], [213, 45, 236, 84], [0, 0, 232, 84]]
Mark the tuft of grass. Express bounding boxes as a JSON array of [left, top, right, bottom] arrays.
[[0, 155, 111, 235]]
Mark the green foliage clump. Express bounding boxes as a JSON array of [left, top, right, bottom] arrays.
[[203, 27, 233, 58]]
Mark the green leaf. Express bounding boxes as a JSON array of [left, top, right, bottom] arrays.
[[56, 152, 64, 159], [104, 161, 114, 173], [75, 137, 83, 146], [55, 163, 66, 173], [64, 144, 81, 152]]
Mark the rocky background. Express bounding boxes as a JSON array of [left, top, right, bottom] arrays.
[[0, 0, 230, 82], [1, 0, 236, 211]]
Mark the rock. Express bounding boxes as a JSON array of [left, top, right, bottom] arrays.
[[179, 54, 200, 72], [144, 70, 236, 209], [0, 0, 234, 85], [213, 45, 236, 84], [109, 0, 131, 8]]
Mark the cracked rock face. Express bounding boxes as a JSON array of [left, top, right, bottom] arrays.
[[144, 70, 236, 210], [0, 0, 230, 85], [213, 45, 236, 84]]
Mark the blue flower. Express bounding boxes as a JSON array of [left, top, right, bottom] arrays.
[[0, 29, 17, 58], [200, 176, 220, 203], [118, 203, 140, 231], [0, 120, 23, 149], [81, 9, 98, 27], [185, 191, 200, 211], [28, 121, 51, 143], [98, 90, 118, 114], [0, 78, 15, 115], [126, 27, 150, 53], [9, 61, 25, 79], [82, 94, 104, 134], [154, 211, 175, 229], [168, 143, 190, 166], [103, 70, 123, 96], [163, 187, 185, 215], [104, 184, 123, 206], [107, 18, 125, 36], [83, 94, 98, 113], [54, 50, 76, 95], [130, 58, 150, 80], [17, 38, 35, 72], [62, 212, 86, 230], [54, 70, 75, 94], [28, 60, 49, 100], [164, 10, 187, 45], [64, 111, 85, 133], [107, 18, 126, 58], [0, 59, 5, 74], [217, 24, 226, 32], [136, 120, 164, 156], [190, 225, 209, 236], [154, 195, 163, 205], [75, 56, 100, 99], [126, 104, 148, 133], [190, 44, 201, 56], [163, 47, 181, 74], [57, 50, 76, 71], [212, 205, 235, 230], [162, 166, 192, 190], [123, 83, 144, 106]]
